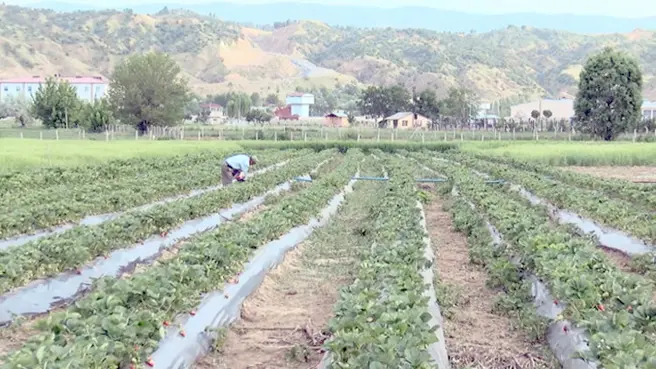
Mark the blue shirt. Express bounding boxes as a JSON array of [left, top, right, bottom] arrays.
[[225, 154, 251, 174]]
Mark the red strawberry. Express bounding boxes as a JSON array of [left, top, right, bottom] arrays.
[[627, 305, 633, 312], [163, 321, 170, 326], [597, 304, 605, 312], [146, 358, 155, 367], [563, 325, 569, 333], [190, 311, 196, 316], [553, 299, 558, 305], [75, 269, 82, 275], [134, 345, 140, 351], [179, 330, 186, 337], [160, 232, 168, 237]]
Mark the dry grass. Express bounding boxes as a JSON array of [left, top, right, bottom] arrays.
[[425, 196, 557, 369], [564, 166, 656, 182]]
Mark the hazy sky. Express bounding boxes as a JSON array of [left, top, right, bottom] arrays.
[[10, 0, 656, 18]]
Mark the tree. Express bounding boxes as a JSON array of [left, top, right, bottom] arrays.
[[250, 92, 262, 107], [225, 93, 251, 118], [245, 109, 273, 124], [413, 89, 441, 123], [0, 96, 33, 126], [79, 99, 115, 132], [31, 77, 82, 128], [543, 110, 553, 120], [265, 93, 281, 106], [440, 87, 478, 126], [531, 110, 540, 120], [574, 47, 643, 141], [357, 85, 411, 121], [108, 52, 190, 134]]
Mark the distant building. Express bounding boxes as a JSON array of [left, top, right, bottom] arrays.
[[642, 100, 656, 120], [274, 105, 299, 120], [380, 112, 431, 130], [0, 75, 108, 102], [199, 103, 224, 123], [510, 98, 574, 121], [285, 93, 314, 118], [324, 112, 348, 127]]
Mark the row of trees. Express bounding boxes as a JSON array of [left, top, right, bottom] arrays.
[[357, 85, 479, 126], [0, 46, 644, 140]]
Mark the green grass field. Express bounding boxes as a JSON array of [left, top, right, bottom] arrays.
[[0, 139, 242, 171], [462, 141, 656, 166], [2, 138, 655, 171]]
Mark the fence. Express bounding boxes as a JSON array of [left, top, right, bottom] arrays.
[[1, 124, 656, 142]]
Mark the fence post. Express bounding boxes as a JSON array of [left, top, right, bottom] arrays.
[[82, 130, 85, 139], [40, 131, 43, 140], [105, 130, 109, 141], [55, 129, 59, 140], [180, 127, 184, 140], [20, 132, 23, 139], [422, 132, 425, 143], [460, 133, 463, 141], [136, 130, 138, 140], [377, 129, 380, 142], [633, 128, 637, 142], [304, 132, 307, 141], [256, 131, 259, 140], [291, 132, 294, 141], [197, 130, 201, 141]]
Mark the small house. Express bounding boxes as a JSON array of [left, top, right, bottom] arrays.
[[380, 112, 431, 129], [324, 112, 348, 127]]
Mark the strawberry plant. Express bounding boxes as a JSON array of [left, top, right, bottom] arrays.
[[325, 156, 440, 368], [2, 150, 365, 368], [0, 149, 302, 239], [0, 150, 337, 296], [416, 152, 656, 368]]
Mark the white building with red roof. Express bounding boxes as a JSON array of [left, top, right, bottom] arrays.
[[0, 75, 108, 102]]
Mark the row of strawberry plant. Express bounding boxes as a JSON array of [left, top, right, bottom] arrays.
[[0, 150, 336, 296], [324, 156, 441, 368], [0, 150, 239, 193], [2, 150, 365, 368], [0, 148, 291, 208], [468, 152, 656, 209], [416, 153, 656, 368], [444, 153, 656, 244], [0, 149, 300, 239]]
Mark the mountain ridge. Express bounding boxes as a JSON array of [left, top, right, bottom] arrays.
[[1, 5, 656, 102], [18, 1, 656, 34]]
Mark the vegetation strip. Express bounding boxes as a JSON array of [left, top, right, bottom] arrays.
[[470, 153, 656, 209], [323, 156, 446, 368], [196, 170, 384, 368], [449, 187, 588, 369], [0, 151, 334, 296], [445, 153, 656, 244], [150, 165, 362, 368], [0, 157, 291, 252], [0, 182, 293, 326], [2, 150, 364, 368], [0, 149, 300, 239], [417, 153, 656, 368]]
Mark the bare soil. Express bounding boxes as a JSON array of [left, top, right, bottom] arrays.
[[195, 188, 374, 369], [598, 246, 634, 273], [565, 166, 656, 182], [425, 197, 557, 369]]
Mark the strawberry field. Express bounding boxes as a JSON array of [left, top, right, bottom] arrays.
[[0, 142, 654, 369]]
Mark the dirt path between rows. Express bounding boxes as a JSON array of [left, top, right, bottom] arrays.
[[425, 197, 557, 369], [195, 188, 374, 369]]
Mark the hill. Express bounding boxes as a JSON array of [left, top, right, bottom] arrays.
[[22, 1, 656, 34], [1, 5, 656, 100]]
